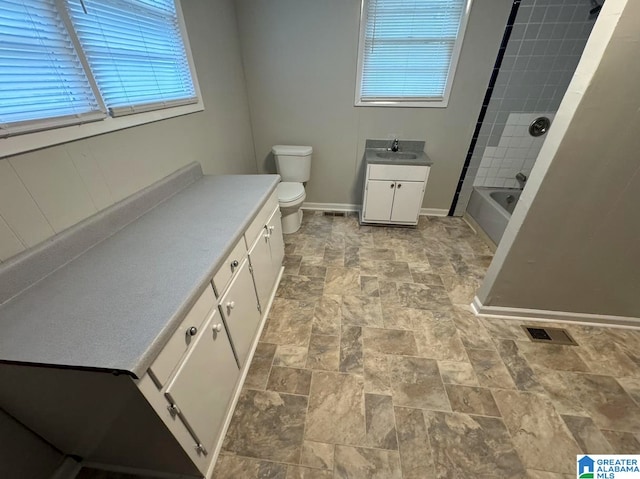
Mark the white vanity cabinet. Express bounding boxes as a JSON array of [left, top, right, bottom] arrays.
[[120, 192, 284, 477], [362, 163, 430, 225], [144, 188, 283, 475], [164, 306, 238, 458], [140, 283, 241, 475], [0, 182, 285, 479]]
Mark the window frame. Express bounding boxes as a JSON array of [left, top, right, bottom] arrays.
[[354, 0, 473, 108], [1, 0, 203, 159]]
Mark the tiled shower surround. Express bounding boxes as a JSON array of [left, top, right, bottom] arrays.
[[454, 0, 597, 214], [475, 112, 554, 188]]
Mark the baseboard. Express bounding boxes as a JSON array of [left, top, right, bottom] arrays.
[[472, 296, 640, 329], [302, 202, 359, 212], [420, 208, 448, 217], [302, 203, 447, 217]]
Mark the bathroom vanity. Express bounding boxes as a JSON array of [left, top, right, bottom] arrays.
[[0, 164, 283, 478], [361, 143, 432, 226]]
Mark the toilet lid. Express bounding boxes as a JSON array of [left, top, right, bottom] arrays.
[[277, 182, 305, 202]]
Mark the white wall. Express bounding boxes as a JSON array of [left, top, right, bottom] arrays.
[[0, 0, 256, 263], [477, 0, 640, 319], [235, 0, 512, 211]]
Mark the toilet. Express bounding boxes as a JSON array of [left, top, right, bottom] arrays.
[[272, 145, 312, 234]]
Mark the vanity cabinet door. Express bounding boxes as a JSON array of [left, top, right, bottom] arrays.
[[248, 226, 272, 315], [247, 206, 284, 313], [363, 180, 394, 222], [219, 258, 261, 367], [390, 181, 425, 224], [266, 208, 284, 279], [164, 307, 238, 458]]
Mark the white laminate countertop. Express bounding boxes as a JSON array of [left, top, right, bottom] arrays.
[[0, 174, 279, 378]]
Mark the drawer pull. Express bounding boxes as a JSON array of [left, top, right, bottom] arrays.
[[397, 183, 402, 188], [231, 259, 239, 269], [390, 183, 395, 188], [212, 323, 223, 332], [187, 326, 198, 337]]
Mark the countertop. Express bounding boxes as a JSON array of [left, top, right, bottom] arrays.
[[0, 174, 279, 378], [364, 148, 433, 167]]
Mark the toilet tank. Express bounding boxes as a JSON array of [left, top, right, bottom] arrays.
[[272, 145, 312, 182]]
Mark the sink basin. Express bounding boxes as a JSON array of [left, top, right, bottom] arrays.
[[375, 151, 418, 160], [364, 147, 431, 167]]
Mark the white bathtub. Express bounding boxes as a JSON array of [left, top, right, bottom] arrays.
[[466, 187, 521, 245]]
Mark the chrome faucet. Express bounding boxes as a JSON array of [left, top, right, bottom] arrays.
[[388, 138, 399, 152], [516, 172, 527, 189]]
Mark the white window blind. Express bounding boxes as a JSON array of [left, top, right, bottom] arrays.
[[66, 0, 197, 116], [357, 0, 470, 106], [0, 0, 104, 138]]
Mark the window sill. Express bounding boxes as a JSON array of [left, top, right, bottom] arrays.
[[355, 99, 450, 108], [1, 101, 205, 159]]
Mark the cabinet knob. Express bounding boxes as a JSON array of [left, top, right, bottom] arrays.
[[213, 323, 223, 332], [390, 183, 395, 188], [231, 259, 239, 268], [397, 183, 402, 188], [227, 301, 235, 310], [187, 326, 197, 336], [269, 225, 275, 232]]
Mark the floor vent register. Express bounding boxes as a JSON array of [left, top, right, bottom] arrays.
[[521, 326, 578, 346]]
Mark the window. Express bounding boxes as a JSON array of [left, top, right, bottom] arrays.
[[0, 0, 105, 136], [0, 0, 201, 154], [355, 0, 471, 107], [67, 0, 197, 116]]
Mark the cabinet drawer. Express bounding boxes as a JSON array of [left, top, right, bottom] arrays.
[[245, 189, 279, 249], [368, 164, 429, 181], [149, 284, 215, 387], [213, 237, 247, 297]]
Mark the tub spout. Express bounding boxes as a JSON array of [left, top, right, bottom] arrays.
[[516, 172, 527, 189]]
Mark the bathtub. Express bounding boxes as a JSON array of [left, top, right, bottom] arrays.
[[466, 187, 521, 245]]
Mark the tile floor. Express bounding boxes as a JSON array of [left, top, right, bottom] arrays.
[[80, 213, 640, 479], [213, 212, 640, 479]]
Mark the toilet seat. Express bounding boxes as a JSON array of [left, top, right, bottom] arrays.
[[277, 182, 305, 204]]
